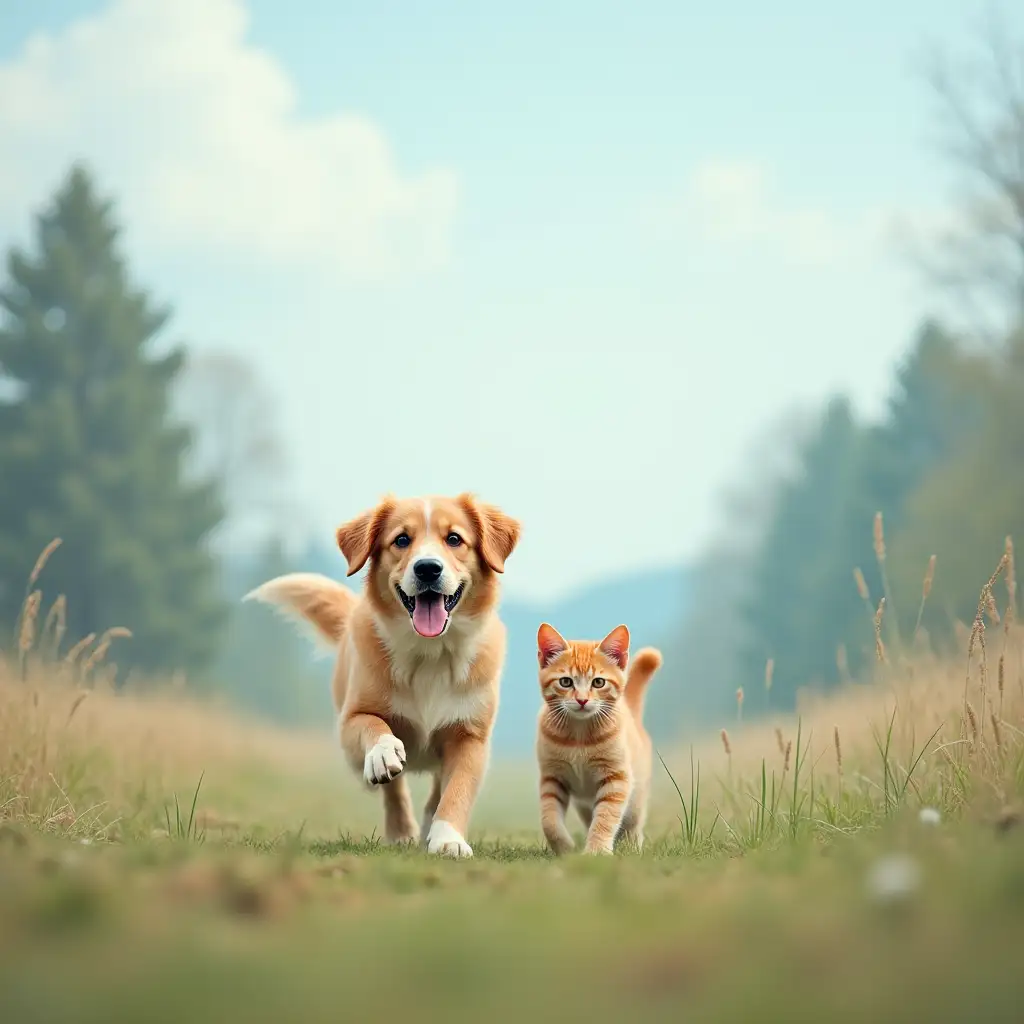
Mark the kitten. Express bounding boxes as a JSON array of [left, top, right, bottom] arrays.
[[535, 622, 663, 855]]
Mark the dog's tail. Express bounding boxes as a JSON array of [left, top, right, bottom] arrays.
[[244, 573, 356, 647], [624, 646, 663, 721]]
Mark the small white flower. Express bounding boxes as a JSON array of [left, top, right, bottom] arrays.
[[918, 807, 941, 826], [866, 854, 921, 903], [78, 837, 94, 846]]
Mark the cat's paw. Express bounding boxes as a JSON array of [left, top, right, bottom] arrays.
[[583, 842, 615, 856], [363, 735, 406, 785], [546, 832, 576, 856], [426, 820, 473, 858]]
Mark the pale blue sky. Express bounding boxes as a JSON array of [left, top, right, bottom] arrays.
[[0, 0, 1016, 598]]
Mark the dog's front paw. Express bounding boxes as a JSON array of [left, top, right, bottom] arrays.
[[363, 735, 406, 785], [384, 832, 419, 847], [426, 819, 473, 859]]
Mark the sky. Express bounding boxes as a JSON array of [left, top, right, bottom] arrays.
[[0, 0, 1017, 601]]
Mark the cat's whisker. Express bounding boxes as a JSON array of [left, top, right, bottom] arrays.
[[536, 626, 664, 857]]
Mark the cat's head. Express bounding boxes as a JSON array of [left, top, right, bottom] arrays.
[[536, 623, 630, 722]]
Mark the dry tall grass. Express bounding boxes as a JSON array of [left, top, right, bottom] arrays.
[[0, 657, 347, 838], [1, 540, 349, 838], [653, 534, 1024, 846], [2, 538, 1023, 849]]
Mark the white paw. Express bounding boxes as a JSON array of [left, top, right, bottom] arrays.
[[426, 819, 473, 859], [363, 735, 406, 785]]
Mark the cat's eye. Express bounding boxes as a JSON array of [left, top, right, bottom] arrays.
[[592, 678, 607, 689], [393, 533, 411, 549], [558, 677, 573, 688], [446, 532, 463, 548]]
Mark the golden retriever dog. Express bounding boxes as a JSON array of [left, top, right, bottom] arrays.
[[247, 493, 520, 858]]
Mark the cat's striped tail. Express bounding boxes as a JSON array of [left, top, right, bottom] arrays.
[[624, 646, 663, 721]]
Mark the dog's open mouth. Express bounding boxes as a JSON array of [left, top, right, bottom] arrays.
[[396, 584, 465, 638]]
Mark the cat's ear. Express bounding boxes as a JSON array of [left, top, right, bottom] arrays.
[[538, 623, 568, 667], [599, 625, 630, 670]]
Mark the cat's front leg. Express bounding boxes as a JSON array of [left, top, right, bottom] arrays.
[[540, 774, 575, 854], [584, 770, 630, 855]]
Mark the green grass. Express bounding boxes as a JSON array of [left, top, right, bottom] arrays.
[[4, 540, 1024, 1022], [4, 663, 1022, 1023], [163, 772, 207, 843], [2, 809, 1024, 1024], [4, 661, 1022, 1023]]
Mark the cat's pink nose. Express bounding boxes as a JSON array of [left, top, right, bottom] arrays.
[[576, 698, 589, 707]]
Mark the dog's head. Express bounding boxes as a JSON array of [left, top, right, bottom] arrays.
[[336, 494, 520, 639]]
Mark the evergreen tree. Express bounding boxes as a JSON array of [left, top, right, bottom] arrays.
[[821, 323, 984, 666], [0, 165, 226, 673], [889, 326, 1024, 630], [737, 323, 989, 711], [738, 396, 863, 707]]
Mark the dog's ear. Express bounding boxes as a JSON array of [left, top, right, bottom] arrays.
[[598, 625, 630, 670], [458, 493, 521, 573], [336, 497, 397, 577], [538, 623, 568, 667]]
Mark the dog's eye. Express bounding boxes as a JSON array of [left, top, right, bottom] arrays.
[[558, 677, 573, 689], [446, 532, 463, 548], [393, 533, 411, 549], [592, 678, 606, 689]]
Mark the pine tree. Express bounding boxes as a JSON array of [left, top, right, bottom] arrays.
[[737, 325, 989, 708], [817, 324, 984, 663], [889, 326, 1024, 631], [738, 396, 864, 707], [0, 165, 227, 674]]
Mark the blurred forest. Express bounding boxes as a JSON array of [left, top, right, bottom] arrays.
[[653, 23, 1024, 735], [1, 25, 1023, 745]]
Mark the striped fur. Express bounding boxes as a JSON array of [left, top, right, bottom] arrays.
[[534, 623, 662, 855]]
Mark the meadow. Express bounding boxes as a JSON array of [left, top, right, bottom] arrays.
[[2, 540, 1024, 1022]]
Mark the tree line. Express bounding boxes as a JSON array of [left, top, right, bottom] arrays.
[[2, 20, 1022, 738], [651, 20, 1024, 734], [0, 163, 333, 722]]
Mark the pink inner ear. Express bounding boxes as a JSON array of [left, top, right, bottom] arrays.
[[599, 628, 629, 668], [538, 626, 567, 666], [538, 641, 562, 666]]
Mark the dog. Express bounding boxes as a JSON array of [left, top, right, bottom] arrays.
[[247, 493, 520, 858]]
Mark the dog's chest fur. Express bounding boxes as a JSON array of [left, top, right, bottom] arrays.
[[380, 618, 490, 761]]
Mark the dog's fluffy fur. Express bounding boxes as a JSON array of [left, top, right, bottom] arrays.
[[247, 493, 520, 858]]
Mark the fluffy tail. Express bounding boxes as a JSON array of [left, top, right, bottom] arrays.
[[625, 646, 663, 721], [244, 573, 356, 647]]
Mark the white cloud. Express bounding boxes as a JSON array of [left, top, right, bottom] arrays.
[[0, 0, 458, 279], [649, 159, 869, 268]]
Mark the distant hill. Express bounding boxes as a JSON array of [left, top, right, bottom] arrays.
[[219, 543, 691, 755]]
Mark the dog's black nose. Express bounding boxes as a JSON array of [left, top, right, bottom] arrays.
[[413, 558, 444, 584]]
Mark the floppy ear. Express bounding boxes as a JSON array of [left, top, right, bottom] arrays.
[[459, 493, 521, 573], [538, 623, 568, 667], [598, 625, 630, 670], [335, 497, 396, 577]]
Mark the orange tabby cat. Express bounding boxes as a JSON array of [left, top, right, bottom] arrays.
[[535, 622, 663, 855]]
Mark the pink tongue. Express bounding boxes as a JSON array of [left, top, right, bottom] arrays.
[[412, 594, 449, 638]]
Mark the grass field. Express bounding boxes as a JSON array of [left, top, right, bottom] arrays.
[[3, 546, 1024, 1022]]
